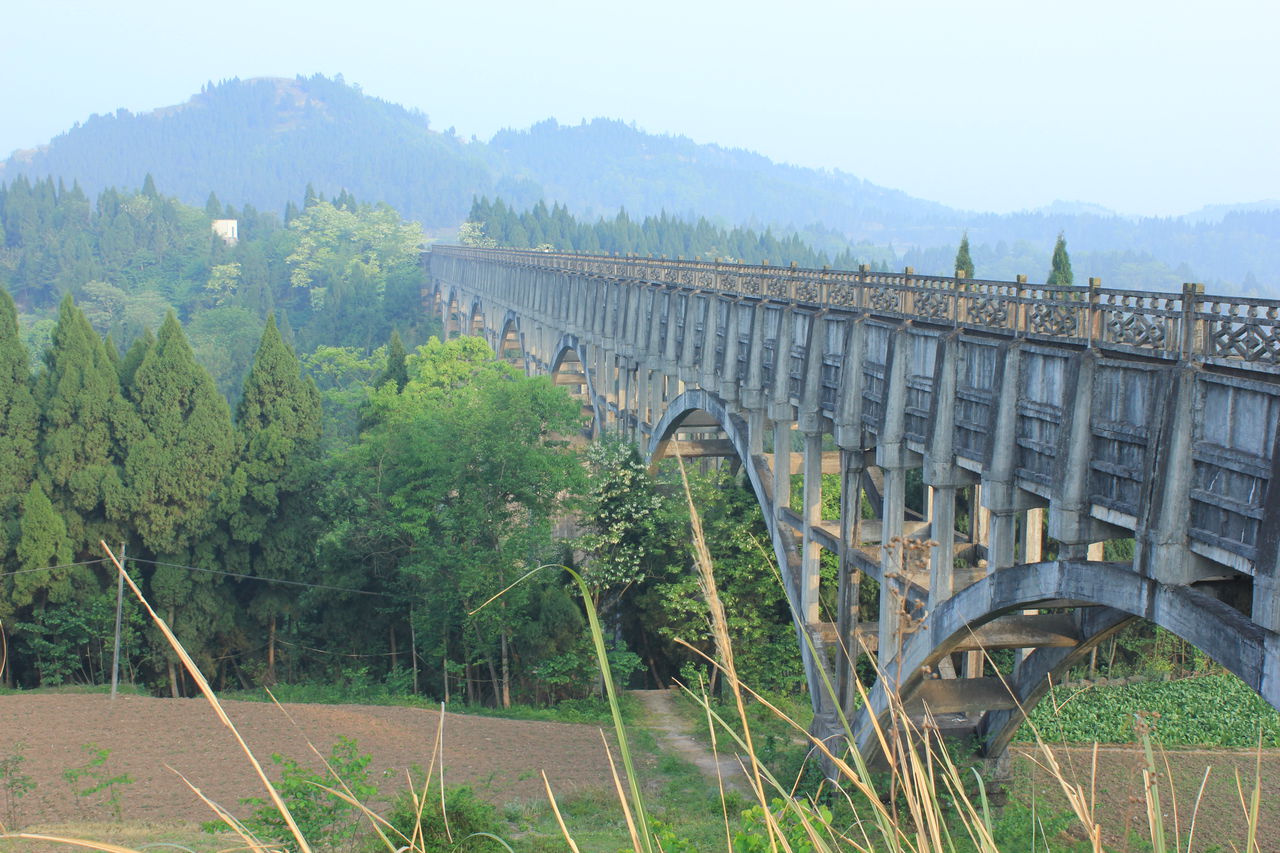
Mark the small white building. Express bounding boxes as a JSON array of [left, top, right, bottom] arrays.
[[212, 219, 239, 246]]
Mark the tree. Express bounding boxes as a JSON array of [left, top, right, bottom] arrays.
[[37, 296, 136, 555], [955, 232, 974, 278], [125, 312, 236, 695], [226, 315, 323, 682], [1048, 232, 1074, 286], [0, 289, 39, 561], [376, 330, 408, 392], [126, 312, 236, 555]]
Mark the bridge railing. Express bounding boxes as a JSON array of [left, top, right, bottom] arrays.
[[429, 245, 1280, 366]]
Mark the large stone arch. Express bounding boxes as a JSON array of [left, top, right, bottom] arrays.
[[549, 335, 603, 435], [467, 298, 486, 340], [645, 389, 827, 715], [496, 312, 528, 374], [444, 288, 464, 338], [850, 560, 1280, 758]]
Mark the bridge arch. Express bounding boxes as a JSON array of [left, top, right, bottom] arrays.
[[496, 312, 528, 373], [646, 389, 827, 709], [549, 335, 603, 435], [444, 288, 464, 338], [851, 560, 1280, 758], [467, 299, 486, 339]]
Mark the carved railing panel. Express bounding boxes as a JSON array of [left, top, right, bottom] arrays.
[[430, 246, 1279, 367]]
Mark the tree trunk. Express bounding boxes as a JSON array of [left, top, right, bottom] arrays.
[[389, 625, 399, 670], [500, 630, 511, 709], [0, 622, 12, 689], [266, 615, 277, 685], [486, 657, 501, 707], [167, 606, 180, 698], [465, 661, 476, 705]]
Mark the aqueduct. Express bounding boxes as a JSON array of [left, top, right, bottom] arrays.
[[427, 245, 1280, 756]]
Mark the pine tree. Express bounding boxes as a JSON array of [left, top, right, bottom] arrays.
[[1047, 232, 1074, 286], [118, 328, 154, 396], [227, 315, 322, 681], [377, 330, 409, 392], [126, 312, 236, 555], [955, 232, 974, 278], [0, 288, 39, 560], [37, 296, 136, 553], [14, 482, 74, 604]]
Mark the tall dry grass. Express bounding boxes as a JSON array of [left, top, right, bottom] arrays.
[[0, 517, 1266, 852]]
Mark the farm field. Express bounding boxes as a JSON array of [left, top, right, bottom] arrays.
[[0, 693, 618, 827], [3, 689, 1279, 851]]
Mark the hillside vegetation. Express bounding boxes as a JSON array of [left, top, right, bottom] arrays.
[[3, 75, 1276, 292]]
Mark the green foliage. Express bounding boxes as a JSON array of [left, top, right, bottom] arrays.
[[233, 737, 376, 853], [383, 781, 501, 852], [1047, 231, 1074, 286], [126, 312, 235, 555], [37, 296, 135, 552], [1021, 673, 1280, 746], [468, 197, 864, 270], [61, 743, 133, 821], [955, 231, 974, 278], [0, 740, 36, 829], [0, 288, 38, 555]]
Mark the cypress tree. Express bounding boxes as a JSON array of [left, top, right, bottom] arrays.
[[1047, 232, 1074, 286], [118, 327, 154, 397], [377, 329, 409, 392], [14, 482, 74, 605], [228, 315, 322, 682], [0, 288, 39, 559], [955, 232, 974, 278], [37, 296, 135, 553], [228, 315, 322, 544], [126, 312, 235, 555]]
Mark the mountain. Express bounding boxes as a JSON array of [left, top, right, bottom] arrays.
[[3, 75, 1277, 294], [1, 75, 493, 228]]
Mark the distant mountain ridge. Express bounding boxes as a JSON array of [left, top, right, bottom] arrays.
[[3, 75, 1277, 293]]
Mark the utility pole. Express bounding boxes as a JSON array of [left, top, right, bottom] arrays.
[[110, 543, 125, 699]]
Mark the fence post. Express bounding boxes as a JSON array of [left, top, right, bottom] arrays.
[[1015, 274, 1028, 336], [1088, 277, 1102, 345], [1181, 282, 1205, 359]]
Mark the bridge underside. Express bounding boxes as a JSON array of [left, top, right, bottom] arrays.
[[427, 247, 1280, 760]]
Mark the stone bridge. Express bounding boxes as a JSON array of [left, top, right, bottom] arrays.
[[426, 244, 1280, 756]]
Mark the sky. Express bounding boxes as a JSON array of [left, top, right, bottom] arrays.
[[2, 0, 1277, 217]]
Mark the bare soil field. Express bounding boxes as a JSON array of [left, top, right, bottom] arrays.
[[0, 693, 617, 827]]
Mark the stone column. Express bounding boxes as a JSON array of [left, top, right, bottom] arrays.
[[773, 420, 794, 522], [878, 464, 908, 679], [800, 431, 824, 624], [928, 486, 958, 613], [837, 449, 865, 715]]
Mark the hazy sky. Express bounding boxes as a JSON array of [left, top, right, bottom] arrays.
[[3, 0, 1276, 217]]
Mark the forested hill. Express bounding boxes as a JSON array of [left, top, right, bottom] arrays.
[[4, 74, 1278, 293], [1, 75, 492, 229]]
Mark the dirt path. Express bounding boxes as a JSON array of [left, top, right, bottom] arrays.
[[632, 689, 747, 793]]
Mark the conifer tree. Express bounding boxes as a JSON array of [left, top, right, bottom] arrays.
[[955, 232, 974, 278], [1047, 232, 1074, 286], [118, 327, 154, 396], [14, 482, 74, 607], [126, 312, 236, 693], [0, 288, 39, 559], [227, 315, 322, 681], [37, 296, 135, 553], [377, 329, 409, 392], [126, 312, 235, 555]]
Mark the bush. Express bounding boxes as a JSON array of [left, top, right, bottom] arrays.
[[382, 782, 500, 852]]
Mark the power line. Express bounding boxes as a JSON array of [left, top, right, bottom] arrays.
[[0, 556, 394, 599], [0, 559, 106, 578], [126, 557, 395, 598]]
